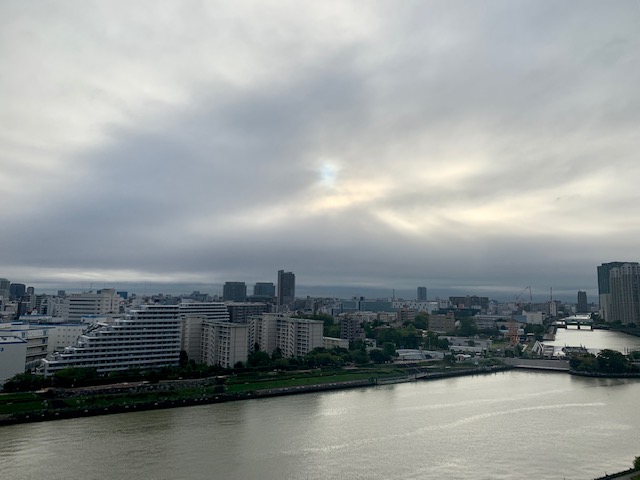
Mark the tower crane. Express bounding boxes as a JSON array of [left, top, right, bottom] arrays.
[[509, 286, 532, 346], [514, 286, 533, 311]]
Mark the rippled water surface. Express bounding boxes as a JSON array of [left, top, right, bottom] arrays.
[[1, 330, 638, 480]]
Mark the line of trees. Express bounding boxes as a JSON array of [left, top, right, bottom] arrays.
[[569, 349, 639, 374]]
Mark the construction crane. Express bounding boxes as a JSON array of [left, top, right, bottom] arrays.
[[509, 286, 532, 346], [514, 286, 533, 312]]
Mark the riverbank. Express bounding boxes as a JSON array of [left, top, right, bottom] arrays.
[[0, 364, 512, 427]]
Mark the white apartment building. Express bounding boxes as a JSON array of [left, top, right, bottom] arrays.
[[41, 305, 182, 377], [46, 323, 90, 353], [58, 289, 121, 321], [201, 321, 248, 368], [178, 302, 230, 361], [248, 313, 323, 358], [0, 335, 27, 387], [0, 323, 51, 370], [391, 300, 433, 313]]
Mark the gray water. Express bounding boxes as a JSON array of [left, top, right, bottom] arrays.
[[547, 324, 640, 355], [1, 330, 639, 480]]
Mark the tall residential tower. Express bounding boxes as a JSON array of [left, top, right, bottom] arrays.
[[277, 270, 295, 308]]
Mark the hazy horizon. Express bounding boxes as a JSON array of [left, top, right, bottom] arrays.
[[21, 279, 591, 304]]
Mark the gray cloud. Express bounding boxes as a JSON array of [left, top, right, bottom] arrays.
[[2, 1, 639, 301]]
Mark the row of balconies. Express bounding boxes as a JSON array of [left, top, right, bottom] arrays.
[[45, 352, 180, 366]]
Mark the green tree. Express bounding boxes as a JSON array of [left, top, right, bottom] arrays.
[[247, 350, 272, 367], [634, 456, 640, 471], [53, 367, 99, 388], [179, 350, 189, 368], [382, 342, 397, 358], [414, 312, 429, 330], [596, 349, 630, 373], [369, 349, 389, 364], [458, 318, 477, 337], [443, 354, 456, 365], [324, 324, 341, 337], [569, 353, 598, 372], [350, 349, 369, 364], [3, 372, 49, 392]]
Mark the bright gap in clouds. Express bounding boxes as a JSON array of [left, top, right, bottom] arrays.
[[318, 160, 340, 188]]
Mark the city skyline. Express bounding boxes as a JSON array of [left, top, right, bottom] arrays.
[[2, 2, 639, 300]]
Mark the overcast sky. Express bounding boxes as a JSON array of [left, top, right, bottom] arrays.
[[2, 1, 639, 301]]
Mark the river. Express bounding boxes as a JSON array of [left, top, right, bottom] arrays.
[[547, 321, 640, 355], [1, 330, 639, 480]]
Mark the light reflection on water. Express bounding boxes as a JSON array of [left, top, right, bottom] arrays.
[[1, 331, 639, 480], [547, 326, 640, 355]]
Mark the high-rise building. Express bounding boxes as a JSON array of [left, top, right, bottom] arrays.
[[252, 282, 276, 301], [598, 262, 639, 321], [609, 264, 640, 325], [9, 283, 26, 301], [277, 270, 295, 307], [178, 302, 230, 361], [0, 278, 10, 303], [201, 321, 248, 368], [223, 282, 247, 302], [577, 291, 588, 313], [417, 286, 427, 301]]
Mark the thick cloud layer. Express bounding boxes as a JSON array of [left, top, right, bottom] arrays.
[[2, 1, 639, 300]]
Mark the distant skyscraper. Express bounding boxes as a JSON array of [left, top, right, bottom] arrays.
[[577, 291, 588, 313], [253, 282, 276, 299], [9, 283, 26, 301], [277, 270, 295, 307], [223, 282, 247, 302], [598, 261, 639, 321], [609, 264, 640, 325], [417, 286, 427, 301], [0, 278, 10, 302]]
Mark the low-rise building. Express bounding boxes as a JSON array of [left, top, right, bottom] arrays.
[[0, 322, 51, 370], [226, 302, 269, 324], [0, 335, 27, 387], [323, 337, 349, 349], [58, 289, 121, 321], [428, 313, 456, 334]]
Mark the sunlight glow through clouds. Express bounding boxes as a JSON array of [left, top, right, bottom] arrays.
[[2, 1, 640, 295]]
